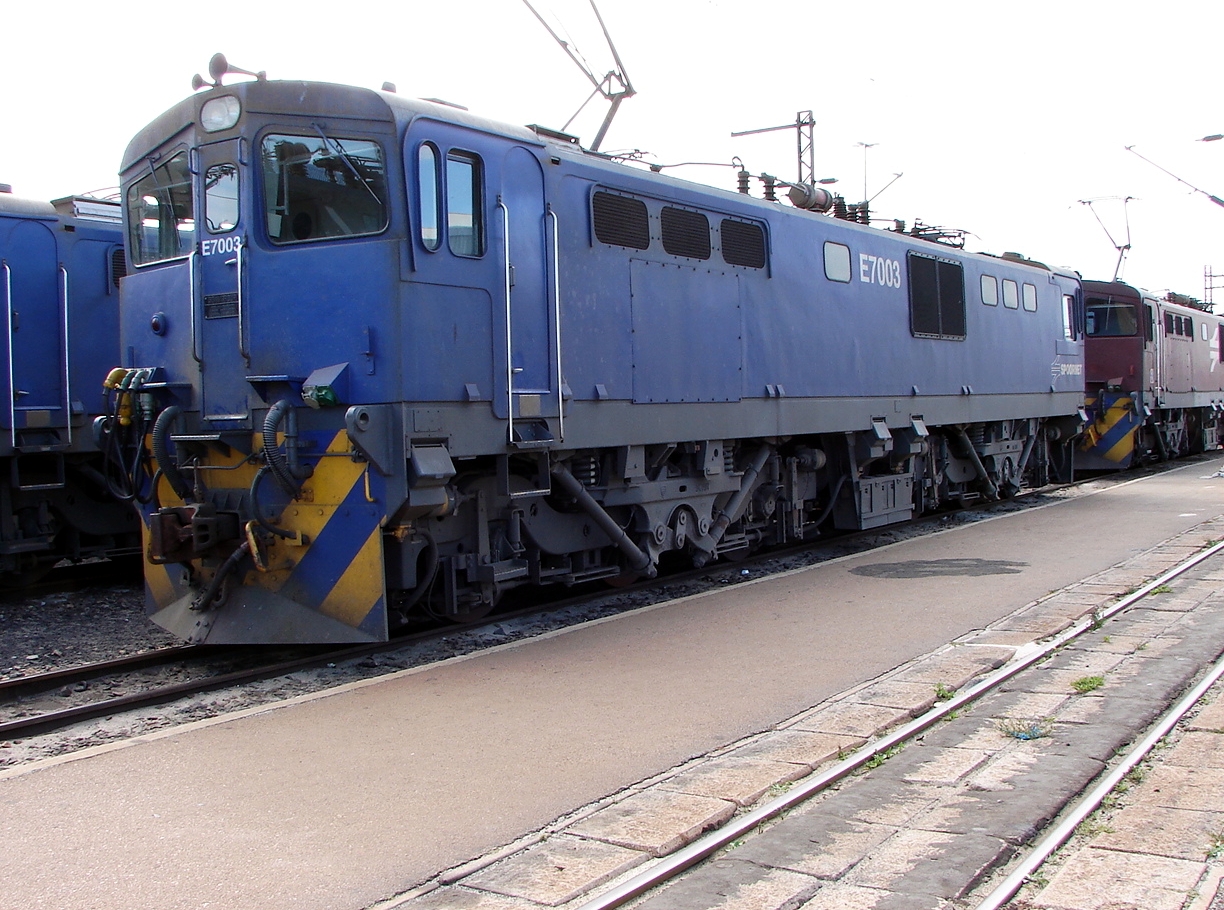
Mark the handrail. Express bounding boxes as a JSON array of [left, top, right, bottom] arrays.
[[548, 206, 563, 442], [3, 261, 14, 450], [235, 237, 249, 362], [189, 250, 201, 363], [59, 265, 72, 446], [498, 198, 513, 444]]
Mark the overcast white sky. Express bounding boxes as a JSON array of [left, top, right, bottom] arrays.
[[4, 1, 1221, 301]]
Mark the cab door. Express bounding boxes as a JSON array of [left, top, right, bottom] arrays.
[[195, 138, 251, 424], [2, 217, 67, 443], [502, 147, 552, 395], [499, 146, 558, 443]]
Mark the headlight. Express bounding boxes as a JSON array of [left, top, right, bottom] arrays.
[[201, 96, 241, 132]]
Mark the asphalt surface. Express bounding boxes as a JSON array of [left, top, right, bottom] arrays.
[[1, 456, 1222, 910]]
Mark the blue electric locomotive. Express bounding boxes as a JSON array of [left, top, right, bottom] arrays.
[[103, 59, 1085, 644], [0, 189, 140, 582]]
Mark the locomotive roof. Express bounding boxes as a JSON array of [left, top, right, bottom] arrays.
[[1083, 278, 1216, 316], [121, 78, 1078, 280], [0, 193, 56, 218], [121, 79, 541, 173]]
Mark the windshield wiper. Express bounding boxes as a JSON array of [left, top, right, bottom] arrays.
[[311, 123, 383, 208]]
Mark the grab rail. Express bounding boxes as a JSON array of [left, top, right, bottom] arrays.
[[189, 250, 201, 364], [234, 237, 249, 362], [548, 206, 563, 442], [499, 198, 513, 444], [59, 265, 72, 446], [3, 261, 13, 449]]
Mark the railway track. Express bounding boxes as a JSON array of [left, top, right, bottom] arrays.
[[366, 484, 1224, 910], [557, 536, 1224, 910]]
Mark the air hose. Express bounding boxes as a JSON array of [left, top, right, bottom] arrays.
[[263, 400, 301, 494], [402, 530, 439, 611], [151, 405, 192, 501], [248, 465, 302, 541]]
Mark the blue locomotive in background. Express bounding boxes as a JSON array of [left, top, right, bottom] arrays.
[[102, 60, 1087, 644], [0, 189, 139, 583]]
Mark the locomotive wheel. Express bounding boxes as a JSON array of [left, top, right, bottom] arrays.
[[445, 600, 495, 624], [605, 570, 640, 588]]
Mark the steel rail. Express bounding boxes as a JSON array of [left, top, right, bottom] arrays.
[[574, 538, 1224, 910], [0, 644, 353, 740], [0, 646, 198, 701], [972, 651, 1224, 910]]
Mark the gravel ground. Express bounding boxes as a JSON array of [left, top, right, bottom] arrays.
[[0, 465, 1176, 770]]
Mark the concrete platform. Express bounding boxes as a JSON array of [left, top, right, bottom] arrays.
[[2, 457, 1223, 910]]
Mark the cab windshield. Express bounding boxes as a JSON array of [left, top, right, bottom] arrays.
[[127, 151, 195, 265], [1085, 300, 1138, 337], [261, 133, 387, 243]]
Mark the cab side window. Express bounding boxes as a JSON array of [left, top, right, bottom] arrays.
[[446, 152, 484, 257]]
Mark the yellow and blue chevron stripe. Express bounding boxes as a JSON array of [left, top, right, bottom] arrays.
[[142, 428, 389, 641], [1081, 391, 1142, 464]]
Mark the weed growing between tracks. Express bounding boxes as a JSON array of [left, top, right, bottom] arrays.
[[1072, 675, 1105, 693], [999, 717, 1054, 740]]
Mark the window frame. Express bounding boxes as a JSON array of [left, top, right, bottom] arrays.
[[203, 162, 239, 235], [126, 148, 196, 267], [1022, 282, 1038, 312], [259, 131, 389, 246], [824, 241, 852, 283], [1001, 279, 1019, 309], [417, 142, 441, 252], [980, 274, 998, 306], [445, 150, 485, 258]]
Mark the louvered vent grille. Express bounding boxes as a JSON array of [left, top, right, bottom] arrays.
[[720, 220, 766, 268], [593, 191, 649, 249], [110, 248, 127, 288], [660, 207, 710, 260]]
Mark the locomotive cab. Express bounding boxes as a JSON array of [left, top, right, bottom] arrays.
[[110, 78, 406, 642]]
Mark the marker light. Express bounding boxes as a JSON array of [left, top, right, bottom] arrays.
[[201, 96, 241, 132]]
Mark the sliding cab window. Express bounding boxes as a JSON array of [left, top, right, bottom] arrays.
[[446, 151, 484, 257], [261, 133, 387, 243], [127, 150, 195, 265], [417, 143, 441, 251], [907, 252, 965, 340]]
